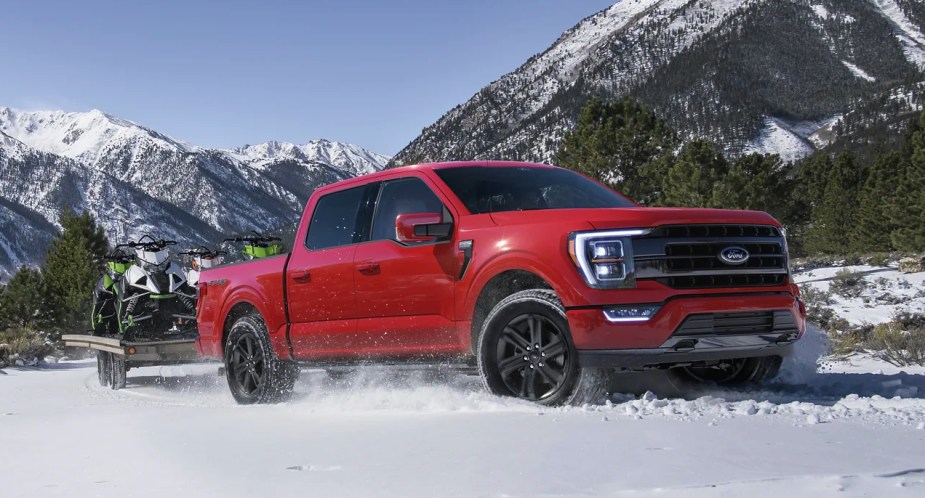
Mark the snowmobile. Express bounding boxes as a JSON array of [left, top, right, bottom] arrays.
[[90, 249, 134, 336], [113, 235, 197, 340], [179, 246, 226, 287], [223, 231, 284, 260]]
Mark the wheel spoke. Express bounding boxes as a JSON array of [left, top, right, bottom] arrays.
[[537, 364, 564, 385], [500, 327, 530, 351], [527, 316, 541, 347], [498, 355, 525, 377], [524, 367, 537, 399], [541, 341, 566, 360]]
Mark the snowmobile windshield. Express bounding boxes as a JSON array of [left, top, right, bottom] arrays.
[[137, 248, 170, 269], [198, 255, 223, 269], [434, 166, 636, 214]]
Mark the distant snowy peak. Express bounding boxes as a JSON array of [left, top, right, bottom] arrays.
[[0, 107, 196, 165], [230, 138, 389, 176]]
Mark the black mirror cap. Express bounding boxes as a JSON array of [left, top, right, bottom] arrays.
[[413, 222, 453, 238]]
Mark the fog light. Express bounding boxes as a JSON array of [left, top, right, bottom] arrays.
[[603, 305, 662, 323]]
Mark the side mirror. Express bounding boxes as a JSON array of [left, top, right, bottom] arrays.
[[396, 212, 453, 244]]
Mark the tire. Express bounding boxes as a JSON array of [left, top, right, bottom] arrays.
[[97, 351, 112, 387], [224, 315, 300, 404], [110, 354, 127, 390], [477, 289, 607, 406], [669, 356, 783, 388]]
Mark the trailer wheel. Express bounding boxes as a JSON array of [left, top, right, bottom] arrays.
[[225, 315, 299, 404], [110, 354, 127, 390], [97, 351, 112, 387]]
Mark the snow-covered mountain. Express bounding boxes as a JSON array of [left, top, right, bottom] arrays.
[[0, 108, 388, 278], [392, 0, 925, 166]]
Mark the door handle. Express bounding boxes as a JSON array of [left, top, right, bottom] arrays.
[[356, 261, 380, 274], [291, 270, 311, 283]]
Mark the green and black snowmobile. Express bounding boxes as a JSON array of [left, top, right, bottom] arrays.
[[223, 231, 284, 260], [90, 249, 133, 336], [113, 235, 198, 340]]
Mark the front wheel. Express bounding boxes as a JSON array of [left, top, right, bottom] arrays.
[[477, 289, 606, 406], [224, 315, 299, 404]]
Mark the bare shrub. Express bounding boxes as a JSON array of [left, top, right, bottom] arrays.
[[799, 284, 836, 327], [868, 322, 925, 367], [829, 269, 868, 299], [0, 327, 54, 367]]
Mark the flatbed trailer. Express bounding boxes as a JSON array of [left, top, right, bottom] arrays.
[[62, 333, 201, 390]]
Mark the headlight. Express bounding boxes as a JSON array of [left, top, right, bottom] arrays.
[[568, 229, 647, 289]]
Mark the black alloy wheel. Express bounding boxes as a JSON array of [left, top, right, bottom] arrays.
[[224, 315, 299, 404], [477, 289, 606, 406], [495, 313, 569, 401], [229, 332, 266, 398]]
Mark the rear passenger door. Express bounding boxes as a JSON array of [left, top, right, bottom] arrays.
[[287, 183, 377, 359], [352, 176, 459, 357]]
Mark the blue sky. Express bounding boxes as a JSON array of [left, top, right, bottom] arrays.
[[0, 0, 616, 155]]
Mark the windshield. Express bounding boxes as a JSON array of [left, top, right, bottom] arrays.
[[434, 166, 636, 214]]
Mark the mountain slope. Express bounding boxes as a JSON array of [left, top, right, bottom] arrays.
[[0, 131, 221, 276], [0, 109, 388, 278], [391, 0, 925, 166]]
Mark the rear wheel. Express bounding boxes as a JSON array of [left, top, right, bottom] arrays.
[[670, 356, 782, 388], [477, 289, 606, 406], [225, 315, 299, 404], [97, 351, 112, 387]]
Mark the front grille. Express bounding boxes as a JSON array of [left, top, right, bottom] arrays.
[[634, 224, 788, 290], [674, 310, 798, 336], [664, 242, 784, 271], [659, 274, 787, 289]]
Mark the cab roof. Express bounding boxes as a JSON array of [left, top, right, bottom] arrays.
[[318, 160, 559, 192]]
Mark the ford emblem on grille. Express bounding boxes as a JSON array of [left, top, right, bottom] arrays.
[[718, 246, 750, 265]]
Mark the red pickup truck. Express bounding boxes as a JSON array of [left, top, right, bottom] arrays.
[[196, 161, 805, 405]]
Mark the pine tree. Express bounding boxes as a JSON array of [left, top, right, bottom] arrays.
[[890, 113, 925, 252], [42, 210, 109, 332], [0, 266, 49, 329], [660, 139, 729, 207], [555, 96, 676, 204], [711, 153, 788, 216], [852, 151, 901, 253], [805, 152, 862, 254]]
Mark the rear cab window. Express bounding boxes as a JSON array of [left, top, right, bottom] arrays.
[[305, 183, 378, 250]]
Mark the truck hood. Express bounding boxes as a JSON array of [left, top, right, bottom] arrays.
[[488, 207, 779, 230]]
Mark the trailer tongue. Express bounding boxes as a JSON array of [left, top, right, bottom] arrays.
[[62, 333, 201, 390]]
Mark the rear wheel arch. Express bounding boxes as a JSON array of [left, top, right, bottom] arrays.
[[222, 301, 260, 354]]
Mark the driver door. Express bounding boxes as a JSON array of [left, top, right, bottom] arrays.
[[352, 176, 459, 357]]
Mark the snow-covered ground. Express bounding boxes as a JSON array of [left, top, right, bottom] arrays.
[[2, 328, 924, 497], [794, 264, 925, 326]]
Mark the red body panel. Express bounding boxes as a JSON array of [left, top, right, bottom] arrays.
[[196, 161, 805, 364]]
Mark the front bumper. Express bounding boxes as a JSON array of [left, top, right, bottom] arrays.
[[579, 339, 794, 369], [566, 292, 804, 368]]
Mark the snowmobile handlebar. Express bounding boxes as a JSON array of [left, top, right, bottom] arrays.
[[104, 250, 133, 261], [179, 246, 228, 258], [115, 238, 178, 251], [222, 231, 282, 244]]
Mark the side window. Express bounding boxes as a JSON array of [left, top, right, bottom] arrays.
[[305, 186, 367, 250], [371, 178, 446, 243]]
